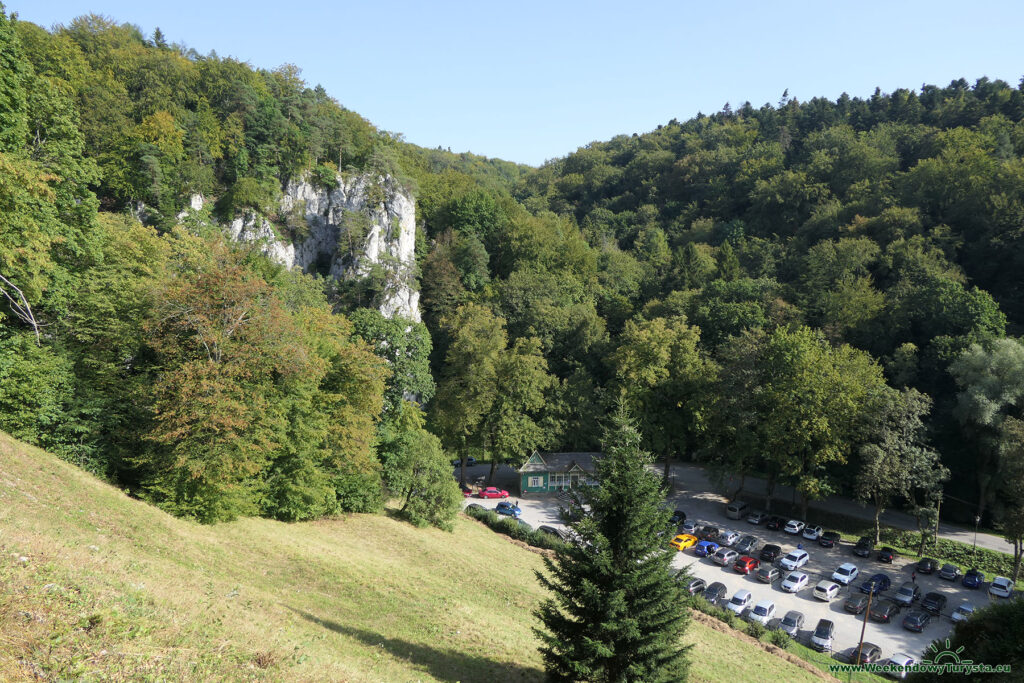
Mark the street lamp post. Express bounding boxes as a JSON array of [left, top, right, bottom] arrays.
[[973, 515, 981, 555]]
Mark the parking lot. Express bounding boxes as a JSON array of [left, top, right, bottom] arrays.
[[458, 464, 1008, 664]]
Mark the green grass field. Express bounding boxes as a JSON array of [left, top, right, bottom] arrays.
[[0, 432, 835, 681]]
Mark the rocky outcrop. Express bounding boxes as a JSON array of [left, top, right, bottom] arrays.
[[204, 174, 420, 322]]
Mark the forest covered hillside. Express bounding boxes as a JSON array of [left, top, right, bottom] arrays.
[[2, 6, 1024, 568]]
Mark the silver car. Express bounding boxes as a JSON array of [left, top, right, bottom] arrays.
[[779, 610, 804, 637]]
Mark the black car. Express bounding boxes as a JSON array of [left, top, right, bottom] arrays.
[[860, 573, 891, 594], [765, 515, 786, 531], [844, 594, 870, 615], [938, 564, 962, 581], [877, 547, 896, 563], [868, 599, 903, 623], [852, 642, 882, 664], [699, 526, 720, 542], [853, 536, 874, 557], [704, 582, 728, 605], [669, 509, 687, 526], [917, 557, 939, 574], [538, 525, 571, 542], [759, 543, 783, 563], [903, 610, 931, 632], [811, 619, 835, 652], [681, 577, 707, 595], [465, 503, 485, 512], [818, 531, 841, 548], [921, 592, 947, 615]]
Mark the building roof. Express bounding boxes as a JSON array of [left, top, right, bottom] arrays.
[[519, 451, 601, 473]]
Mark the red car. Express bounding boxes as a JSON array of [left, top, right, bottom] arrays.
[[734, 556, 760, 574], [478, 486, 509, 499], [460, 483, 473, 497]]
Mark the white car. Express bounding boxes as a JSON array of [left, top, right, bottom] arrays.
[[989, 576, 1015, 597], [781, 571, 809, 593], [832, 562, 859, 585], [885, 653, 916, 680], [779, 549, 809, 570], [784, 520, 806, 534], [713, 548, 739, 566], [748, 599, 776, 625], [725, 589, 752, 615], [718, 529, 741, 547], [951, 602, 975, 623], [812, 580, 840, 601], [801, 525, 823, 541]]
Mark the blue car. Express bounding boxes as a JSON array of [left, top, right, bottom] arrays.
[[962, 568, 984, 589], [860, 573, 891, 595], [694, 540, 720, 557], [495, 501, 521, 518]]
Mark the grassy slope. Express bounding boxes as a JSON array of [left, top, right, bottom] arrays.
[[0, 432, 830, 682]]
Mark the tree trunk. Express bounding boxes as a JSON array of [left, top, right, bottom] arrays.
[[934, 496, 942, 548], [730, 472, 746, 501], [663, 450, 672, 484], [488, 459, 498, 485], [800, 492, 808, 522], [1013, 538, 1022, 583], [458, 458, 466, 485], [873, 498, 883, 545], [765, 471, 776, 513]]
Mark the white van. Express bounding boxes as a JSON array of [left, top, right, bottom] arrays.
[[725, 500, 749, 520]]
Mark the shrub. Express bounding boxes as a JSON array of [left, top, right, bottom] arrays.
[[746, 621, 766, 640], [768, 629, 791, 649], [463, 506, 568, 551]]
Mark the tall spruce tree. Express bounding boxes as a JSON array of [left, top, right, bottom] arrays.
[[534, 408, 690, 682]]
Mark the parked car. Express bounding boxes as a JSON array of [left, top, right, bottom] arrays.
[[703, 582, 728, 605], [681, 577, 707, 595], [852, 642, 883, 665], [516, 519, 533, 531], [781, 571, 809, 593], [478, 486, 508, 499], [892, 581, 921, 607], [844, 593, 870, 615], [681, 519, 702, 535], [951, 602, 975, 623], [669, 509, 687, 525], [989, 576, 1015, 598], [756, 566, 781, 583], [759, 544, 782, 563], [802, 525, 824, 541], [747, 510, 768, 525], [725, 500, 750, 519], [938, 564, 962, 581], [725, 589, 753, 615], [962, 568, 985, 589], [853, 536, 874, 557], [860, 573, 891, 595], [669, 534, 698, 551], [902, 610, 931, 632], [460, 483, 473, 497], [917, 557, 939, 574], [818, 531, 841, 548], [877, 546, 896, 563], [713, 548, 739, 566], [885, 652, 917, 680], [832, 562, 859, 585], [813, 580, 841, 602], [784, 519, 806, 534], [699, 526, 720, 542], [868, 599, 903, 623], [464, 503, 485, 512], [765, 515, 786, 531], [748, 599, 776, 625], [694, 540, 720, 557], [718, 530, 741, 547], [452, 456, 477, 467], [538, 525, 571, 542], [735, 534, 759, 555], [495, 501, 521, 517], [921, 592, 947, 615], [734, 556, 760, 574], [779, 610, 805, 637], [810, 619, 835, 652], [779, 549, 810, 571]]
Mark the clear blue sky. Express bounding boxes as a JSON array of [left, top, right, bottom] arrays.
[[9, 0, 1024, 167]]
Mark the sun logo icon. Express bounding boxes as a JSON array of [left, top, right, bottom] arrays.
[[924, 639, 973, 666]]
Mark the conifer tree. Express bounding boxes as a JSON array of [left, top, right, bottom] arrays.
[[534, 408, 690, 682]]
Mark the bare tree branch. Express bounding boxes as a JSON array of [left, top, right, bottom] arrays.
[[0, 272, 42, 344]]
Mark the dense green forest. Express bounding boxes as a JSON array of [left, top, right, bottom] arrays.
[[2, 8, 1024, 564]]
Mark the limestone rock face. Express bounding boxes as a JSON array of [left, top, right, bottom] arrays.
[[220, 173, 420, 322]]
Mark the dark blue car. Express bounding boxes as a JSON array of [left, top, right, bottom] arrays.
[[495, 501, 521, 518], [962, 568, 984, 589], [860, 573, 891, 595], [694, 540, 720, 557]]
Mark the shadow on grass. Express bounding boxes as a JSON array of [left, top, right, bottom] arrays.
[[288, 607, 544, 681]]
